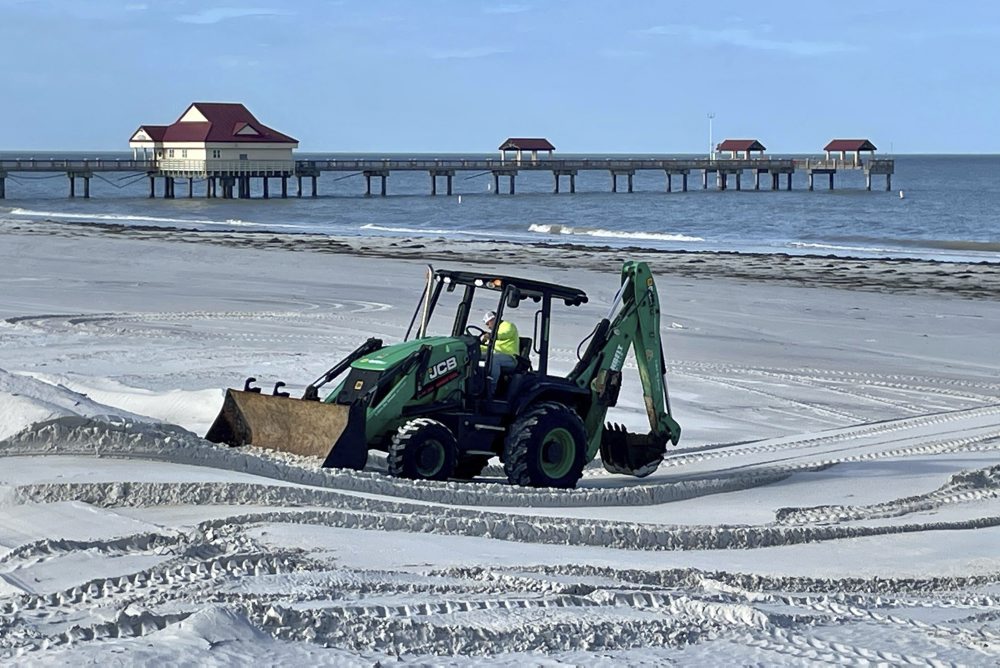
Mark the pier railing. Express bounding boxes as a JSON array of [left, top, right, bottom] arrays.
[[291, 157, 810, 172], [0, 158, 155, 172]]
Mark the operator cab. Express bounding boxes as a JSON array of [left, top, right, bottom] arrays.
[[405, 268, 589, 396]]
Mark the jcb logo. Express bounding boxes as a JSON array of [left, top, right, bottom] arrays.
[[428, 356, 458, 380]]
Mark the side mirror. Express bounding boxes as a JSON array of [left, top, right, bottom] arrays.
[[507, 289, 521, 309]]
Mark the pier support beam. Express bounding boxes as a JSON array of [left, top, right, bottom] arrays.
[[829, 173, 834, 190], [808, 172, 814, 191], [702, 170, 709, 189], [296, 175, 303, 198], [263, 177, 270, 199], [493, 172, 499, 194], [281, 176, 288, 198], [682, 173, 688, 192], [786, 173, 792, 190], [381, 174, 387, 196], [188, 178, 193, 198], [311, 175, 318, 197], [570, 173, 576, 193], [364, 171, 388, 197], [866, 173, 872, 191], [509, 174, 515, 194], [610, 171, 634, 193], [754, 171, 760, 191], [553, 172, 559, 194], [735, 172, 742, 191], [83, 176, 90, 199], [68, 175, 75, 198], [149, 175, 155, 198], [430, 171, 454, 196], [886, 174, 892, 191], [666, 172, 672, 193], [716, 172, 726, 190], [0, 175, 5, 199], [771, 173, 779, 190]]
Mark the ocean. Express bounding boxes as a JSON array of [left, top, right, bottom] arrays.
[[2, 153, 998, 262]]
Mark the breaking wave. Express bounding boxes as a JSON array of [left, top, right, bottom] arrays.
[[359, 223, 497, 237], [6, 208, 307, 230], [528, 223, 704, 243]]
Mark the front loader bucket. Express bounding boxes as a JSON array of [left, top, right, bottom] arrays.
[[205, 389, 368, 470], [599, 424, 668, 478]]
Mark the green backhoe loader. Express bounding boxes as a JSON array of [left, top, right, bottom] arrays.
[[206, 261, 681, 488]]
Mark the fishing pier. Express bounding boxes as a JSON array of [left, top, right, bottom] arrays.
[[0, 103, 894, 199], [0, 154, 895, 200]]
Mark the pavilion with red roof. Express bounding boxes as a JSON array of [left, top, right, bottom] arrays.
[[129, 102, 297, 167], [499, 137, 555, 163], [129, 102, 299, 198], [824, 139, 877, 165], [716, 139, 766, 160]]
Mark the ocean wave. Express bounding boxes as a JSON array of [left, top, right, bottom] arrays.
[[822, 236, 1000, 254], [787, 241, 895, 254], [6, 207, 309, 230], [359, 223, 497, 237], [528, 223, 704, 243]]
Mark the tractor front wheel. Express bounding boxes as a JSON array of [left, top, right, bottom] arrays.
[[388, 418, 458, 481], [503, 402, 586, 488]]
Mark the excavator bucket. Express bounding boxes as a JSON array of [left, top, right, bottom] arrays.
[[599, 423, 668, 478], [205, 389, 369, 470]]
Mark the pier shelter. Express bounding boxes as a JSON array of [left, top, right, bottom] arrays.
[[499, 138, 554, 163], [716, 139, 766, 160], [824, 139, 877, 166], [129, 102, 298, 198]]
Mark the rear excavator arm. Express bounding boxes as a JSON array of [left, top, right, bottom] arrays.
[[568, 261, 681, 477]]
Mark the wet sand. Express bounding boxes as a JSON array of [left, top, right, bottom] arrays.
[[6, 219, 1000, 300]]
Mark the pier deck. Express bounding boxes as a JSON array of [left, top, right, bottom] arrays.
[[0, 156, 895, 199]]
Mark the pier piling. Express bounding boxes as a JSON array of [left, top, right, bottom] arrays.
[[68, 175, 75, 198]]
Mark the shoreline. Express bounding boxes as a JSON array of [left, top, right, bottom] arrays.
[[5, 218, 1000, 300]]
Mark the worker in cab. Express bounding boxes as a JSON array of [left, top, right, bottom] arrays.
[[482, 310, 519, 393]]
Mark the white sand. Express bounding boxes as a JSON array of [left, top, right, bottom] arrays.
[[1, 222, 999, 664]]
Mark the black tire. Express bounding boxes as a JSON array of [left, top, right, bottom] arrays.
[[453, 455, 491, 480], [388, 418, 457, 481], [503, 402, 587, 488]]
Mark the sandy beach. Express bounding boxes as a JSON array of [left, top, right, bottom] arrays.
[[2, 221, 999, 663]]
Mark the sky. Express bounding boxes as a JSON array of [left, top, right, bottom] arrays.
[[1, 0, 997, 153]]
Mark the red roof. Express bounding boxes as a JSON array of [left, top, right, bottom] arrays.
[[499, 137, 555, 151], [824, 139, 876, 152], [156, 103, 297, 144], [716, 139, 765, 152]]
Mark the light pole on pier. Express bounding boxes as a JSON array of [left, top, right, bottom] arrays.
[[707, 113, 716, 161]]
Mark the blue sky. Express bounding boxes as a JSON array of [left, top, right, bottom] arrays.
[[1, 1, 996, 153]]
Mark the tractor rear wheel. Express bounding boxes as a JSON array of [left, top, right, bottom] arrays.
[[388, 418, 457, 481], [503, 402, 586, 488]]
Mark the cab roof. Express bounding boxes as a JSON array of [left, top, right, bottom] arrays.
[[435, 269, 589, 306]]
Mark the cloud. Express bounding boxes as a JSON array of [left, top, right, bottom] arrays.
[[176, 7, 291, 25], [484, 3, 530, 14], [641, 24, 860, 57], [124, 3, 148, 10], [430, 47, 509, 60]]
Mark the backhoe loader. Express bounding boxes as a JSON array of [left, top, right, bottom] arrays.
[[206, 261, 681, 488]]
